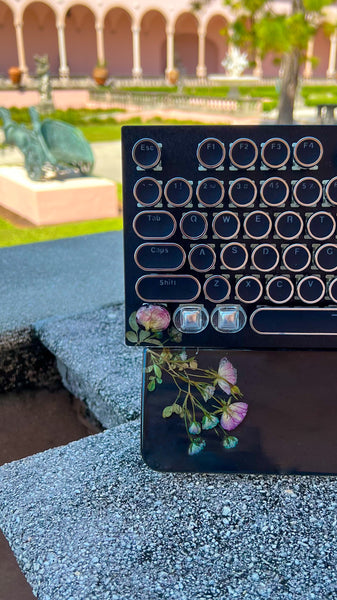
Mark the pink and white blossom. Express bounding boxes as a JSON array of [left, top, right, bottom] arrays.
[[217, 358, 237, 395], [136, 304, 171, 332], [220, 402, 248, 431]]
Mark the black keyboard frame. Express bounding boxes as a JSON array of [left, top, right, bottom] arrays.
[[122, 124, 337, 350]]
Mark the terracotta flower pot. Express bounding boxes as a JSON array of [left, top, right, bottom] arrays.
[[92, 66, 108, 86], [8, 66, 22, 85], [167, 68, 179, 85]]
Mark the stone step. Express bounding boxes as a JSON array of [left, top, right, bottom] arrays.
[[0, 420, 336, 600], [35, 305, 142, 428], [0, 231, 124, 335]]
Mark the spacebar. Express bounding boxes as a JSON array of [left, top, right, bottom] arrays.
[[251, 308, 337, 335]]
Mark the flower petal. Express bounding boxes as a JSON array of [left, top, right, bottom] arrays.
[[188, 439, 206, 455], [189, 421, 201, 435], [217, 358, 237, 395], [220, 402, 248, 431]]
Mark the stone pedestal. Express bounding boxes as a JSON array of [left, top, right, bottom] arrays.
[[0, 166, 118, 225]]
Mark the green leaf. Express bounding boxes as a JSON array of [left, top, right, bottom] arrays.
[[153, 364, 162, 378], [156, 378, 162, 384], [172, 404, 182, 415], [126, 331, 138, 344], [162, 406, 173, 418], [145, 365, 153, 373], [128, 312, 139, 333], [148, 338, 163, 346], [139, 330, 151, 342], [147, 379, 156, 392]]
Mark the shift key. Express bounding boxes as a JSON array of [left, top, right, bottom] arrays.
[[136, 275, 201, 302]]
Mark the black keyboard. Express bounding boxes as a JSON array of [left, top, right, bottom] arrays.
[[122, 125, 337, 349]]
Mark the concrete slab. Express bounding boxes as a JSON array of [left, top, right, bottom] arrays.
[[0, 420, 336, 600], [0, 167, 118, 225], [0, 232, 124, 334], [35, 306, 142, 428]]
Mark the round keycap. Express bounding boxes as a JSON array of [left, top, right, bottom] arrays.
[[251, 244, 279, 272], [328, 278, 337, 302], [307, 212, 336, 241], [203, 275, 231, 302], [243, 211, 272, 240], [275, 212, 303, 240], [293, 178, 322, 207], [325, 177, 337, 205], [297, 276, 325, 304], [133, 211, 176, 239], [133, 177, 162, 206], [229, 138, 258, 169], [260, 177, 289, 207], [282, 244, 311, 272], [132, 138, 161, 169], [266, 276, 294, 304], [261, 138, 291, 169], [134, 243, 185, 271], [180, 211, 208, 239], [197, 178, 224, 207], [235, 276, 263, 304], [212, 212, 240, 240], [164, 178, 192, 207], [188, 244, 216, 272], [315, 244, 337, 272], [229, 178, 257, 207], [293, 137, 323, 168], [197, 138, 225, 169], [220, 243, 248, 270]]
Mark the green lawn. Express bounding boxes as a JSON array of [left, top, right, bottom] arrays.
[[0, 216, 123, 247]]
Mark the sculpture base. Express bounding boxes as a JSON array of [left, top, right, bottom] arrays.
[[0, 166, 118, 226]]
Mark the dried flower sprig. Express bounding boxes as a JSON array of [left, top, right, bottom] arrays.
[[126, 306, 248, 455]]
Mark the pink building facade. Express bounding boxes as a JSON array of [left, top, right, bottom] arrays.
[[0, 0, 337, 82]]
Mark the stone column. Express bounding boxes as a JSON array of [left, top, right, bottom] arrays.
[[165, 25, 175, 77], [303, 38, 314, 79], [95, 23, 105, 66], [132, 25, 142, 78], [196, 27, 207, 78], [14, 20, 28, 83], [57, 22, 69, 80], [327, 31, 337, 79]]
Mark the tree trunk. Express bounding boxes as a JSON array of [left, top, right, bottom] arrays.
[[277, 48, 300, 124]]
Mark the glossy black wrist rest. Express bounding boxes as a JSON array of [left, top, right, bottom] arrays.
[[141, 348, 337, 474]]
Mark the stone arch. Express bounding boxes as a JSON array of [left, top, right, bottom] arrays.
[[65, 4, 96, 76], [205, 14, 228, 74], [313, 26, 330, 77], [23, 1, 58, 75], [104, 7, 132, 77], [0, 1, 17, 76], [140, 9, 167, 76], [174, 12, 199, 76]]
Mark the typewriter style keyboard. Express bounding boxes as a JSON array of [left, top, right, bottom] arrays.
[[122, 125, 337, 349]]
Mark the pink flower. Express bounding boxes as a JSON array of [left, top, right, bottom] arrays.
[[220, 402, 248, 431], [217, 358, 237, 395], [136, 304, 171, 332]]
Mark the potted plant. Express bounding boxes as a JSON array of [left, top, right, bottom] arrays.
[[92, 62, 108, 86], [8, 66, 22, 85]]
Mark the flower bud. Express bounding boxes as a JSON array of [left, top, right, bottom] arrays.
[[188, 438, 206, 455], [202, 415, 219, 430], [189, 421, 201, 435], [136, 304, 170, 332], [223, 436, 238, 449]]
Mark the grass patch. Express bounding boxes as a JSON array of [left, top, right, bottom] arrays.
[[118, 86, 177, 93], [0, 216, 123, 247], [183, 86, 230, 97]]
